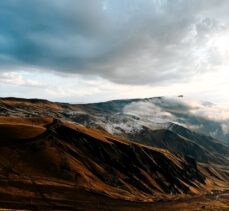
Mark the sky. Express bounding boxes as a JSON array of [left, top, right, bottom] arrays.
[[0, 0, 229, 103]]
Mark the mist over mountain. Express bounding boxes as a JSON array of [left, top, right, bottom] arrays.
[[71, 96, 229, 142], [124, 97, 229, 142]]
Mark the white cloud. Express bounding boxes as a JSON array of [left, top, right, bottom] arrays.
[[122, 97, 229, 138], [0, 72, 43, 87], [123, 101, 175, 123], [162, 97, 229, 122]]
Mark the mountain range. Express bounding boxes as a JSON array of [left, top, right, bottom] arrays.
[[0, 96, 229, 210]]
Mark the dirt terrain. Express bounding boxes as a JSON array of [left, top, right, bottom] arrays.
[[0, 179, 228, 210]]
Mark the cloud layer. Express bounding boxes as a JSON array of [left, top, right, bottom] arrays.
[[123, 97, 229, 141], [0, 72, 42, 87], [1, 0, 229, 85]]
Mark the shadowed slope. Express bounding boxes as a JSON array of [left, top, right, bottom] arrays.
[[126, 127, 229, 165]]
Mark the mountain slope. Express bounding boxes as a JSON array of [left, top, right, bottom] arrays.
[[168, 123, 229, 157], [1, 97, 229, 166], [0, 117, 208, 199], [0, 116, 228, 206], [125, 127, 229, 165], [0, 97, 229, 209]]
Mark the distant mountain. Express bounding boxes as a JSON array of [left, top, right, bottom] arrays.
[[1, 96, 229, 166], [80, 96, 229, 143], [1, 96, 228, 144]]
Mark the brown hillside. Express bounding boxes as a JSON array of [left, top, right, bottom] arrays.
[[0, 116, 228, 210]]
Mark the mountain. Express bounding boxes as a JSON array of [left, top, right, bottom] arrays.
[[1, 116, 227, 209], [2, 96, 229, 141], [0, 97, 229, 209], [1, 97, 229, 165], [82, 96, 229, 142], [168, 123, 229, 157], [125, 127, 229, 165]]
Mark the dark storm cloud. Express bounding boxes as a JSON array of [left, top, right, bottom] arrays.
[[0, 0, 228, 84]]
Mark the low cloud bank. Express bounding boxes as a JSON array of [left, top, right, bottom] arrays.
[[123, 97, 229, 140]]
